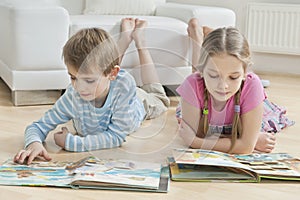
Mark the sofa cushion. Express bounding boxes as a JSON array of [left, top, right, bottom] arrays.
[[84, 0, 159, 15]]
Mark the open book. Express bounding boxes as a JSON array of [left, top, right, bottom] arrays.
[[169, 149, 300, 182], [0, 156, 169, 192]]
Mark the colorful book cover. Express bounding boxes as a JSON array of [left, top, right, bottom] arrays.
[[169, 149, 300, 182], [0, 156, 169, 192]]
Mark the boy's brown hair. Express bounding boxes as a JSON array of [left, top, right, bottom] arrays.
[[62, 28, 120, 76]]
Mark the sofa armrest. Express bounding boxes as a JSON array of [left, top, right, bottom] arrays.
[[155, 3, 236, 28], [0, 4, 70, 70]]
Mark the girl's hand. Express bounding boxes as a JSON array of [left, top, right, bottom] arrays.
[[179, 120, 197, 147], [14, 142, 51, 165], [255, 132, 276, 153], [54, 127, 69, 149]]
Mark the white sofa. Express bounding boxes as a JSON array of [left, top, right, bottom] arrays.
[[0, 0, 235, 105]]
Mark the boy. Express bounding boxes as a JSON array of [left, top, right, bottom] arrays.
[[14, 18, 170, 164]]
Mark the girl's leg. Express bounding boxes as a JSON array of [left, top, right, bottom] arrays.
[[187, 18, 213, 73], [118, 18, 135, 63], [132, 19, 159, 85], [187, 18, 204, 73]]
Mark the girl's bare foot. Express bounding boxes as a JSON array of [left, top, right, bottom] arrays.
[[203, 26, 214, 37], [132, 19, 148, 49], [119, 18, 135, 51], [187, 18, 204, 46]]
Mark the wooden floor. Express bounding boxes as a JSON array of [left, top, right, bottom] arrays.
[[0, 73, 299, 199]]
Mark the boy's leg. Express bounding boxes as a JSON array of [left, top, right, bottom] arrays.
[[136, 86, 169, 119], [132, 19, 159, 85], [118, 18, 135, 63], [133, 19, 170, 119]]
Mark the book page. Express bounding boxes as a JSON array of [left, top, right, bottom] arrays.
[[71, 158, 162, 190], [0, 159, 73, 187], [233, 153, 300, 179], [0, 157, 167, 191], [173, 149, 253, 171]]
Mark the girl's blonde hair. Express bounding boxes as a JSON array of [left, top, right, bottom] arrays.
[[196, 27, 251, 153], [62, 28, 120, 76]]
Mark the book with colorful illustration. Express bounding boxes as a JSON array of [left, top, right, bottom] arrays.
[[0, 156, 169, 192], [169, 149, 300, 182]]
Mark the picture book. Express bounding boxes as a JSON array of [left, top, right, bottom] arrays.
[[0, 156, 169, 192], [168, 149, 300, 182]]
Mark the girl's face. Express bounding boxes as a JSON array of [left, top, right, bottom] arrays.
[[202, 53, 245, 104], [67, 65, 110, 102]]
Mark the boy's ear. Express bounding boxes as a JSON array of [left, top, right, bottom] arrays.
[[109, 65, 120, 80]]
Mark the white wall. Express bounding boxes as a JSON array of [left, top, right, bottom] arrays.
[[169, 0, 300, 76]]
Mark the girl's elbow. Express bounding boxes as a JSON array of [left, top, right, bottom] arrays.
[[239, 147, 254, 154], [232, 143, 255, 154], [189, 143, 197, 149]]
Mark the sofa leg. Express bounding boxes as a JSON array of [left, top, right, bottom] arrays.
[[12, 90, 62, 106]]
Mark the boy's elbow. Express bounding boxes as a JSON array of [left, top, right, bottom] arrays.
[[112, 136, 125, 148]]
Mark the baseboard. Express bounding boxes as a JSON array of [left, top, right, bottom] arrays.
[[12, 90, 62, 106]]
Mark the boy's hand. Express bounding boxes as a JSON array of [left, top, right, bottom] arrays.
[[54, 127, 69, 149], [14, 142, 51, 165]]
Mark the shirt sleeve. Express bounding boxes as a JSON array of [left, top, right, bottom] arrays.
[[176, 73, 204, 109], [64, 72, 144, 152], [64, 131, 125, 152], [24, 87, 74, 148], [240, 72, 267, 114]]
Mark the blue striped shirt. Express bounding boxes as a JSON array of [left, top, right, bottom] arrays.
[[25, 69, 145, 152]]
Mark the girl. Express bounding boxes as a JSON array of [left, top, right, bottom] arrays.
[[177, 18, 294, 154]]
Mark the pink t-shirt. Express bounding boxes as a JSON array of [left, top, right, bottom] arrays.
[[176, 72, 266, 126]]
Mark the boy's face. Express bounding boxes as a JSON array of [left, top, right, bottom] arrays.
[[67, 65, 110, 102]]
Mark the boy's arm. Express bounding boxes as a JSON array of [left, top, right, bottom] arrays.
[[63, 100, 141, 152], [64, 74, 144, 152], [64, 129, 126, 152], [15, 90, 73, 164], [24, 91, 73, 148]]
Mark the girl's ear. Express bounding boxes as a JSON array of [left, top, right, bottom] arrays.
[[109, 65, 120, 80]]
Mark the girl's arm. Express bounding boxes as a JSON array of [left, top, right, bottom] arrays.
[[179, 99, 263, 154]]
